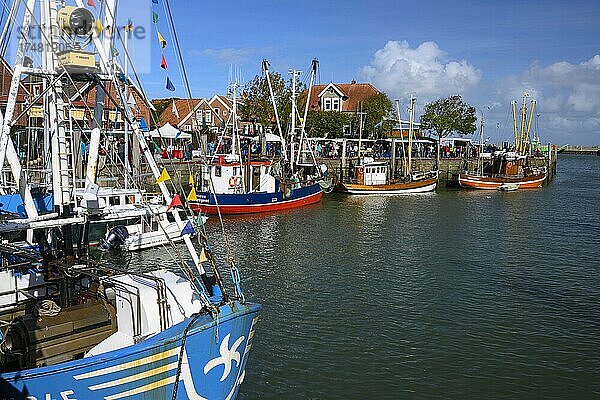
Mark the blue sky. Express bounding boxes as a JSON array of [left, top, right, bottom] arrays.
[[9, 0, 599, 144]]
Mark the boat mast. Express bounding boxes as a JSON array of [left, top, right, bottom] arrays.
[[408, 95, 416, 178], [262, 60, 287, 161], [478, 110, 485, 176], [297, 59, 320, 169], [511, 100, 518, 150], [525, 100, 536, 156], [0, 0, 39, 218], [395, 99, 406, 176], [289, 68, 302, 173]]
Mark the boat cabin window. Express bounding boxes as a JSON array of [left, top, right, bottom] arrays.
[[214, 165, 222, 177], [234, 167, 240, 176], [109, 196, 120, 206]]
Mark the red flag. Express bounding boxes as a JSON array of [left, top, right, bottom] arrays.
[[166, 194, 183, 211], [160, 54, 167, 70], [87, 0, 96, 7]]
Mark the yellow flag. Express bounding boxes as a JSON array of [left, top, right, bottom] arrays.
[[199, 248, 208, 263], [157, 31, 167, 48], [95, 19, 103, 36], [156, 168, 171, 184], [189, 174, 194, 185], [187, 187, 197, 201]]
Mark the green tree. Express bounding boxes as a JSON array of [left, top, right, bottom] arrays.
[[305, 111, 350, 138], [359, 92, 393, 138], [240, 72, 304, 134], [420, 95, 477, 138]]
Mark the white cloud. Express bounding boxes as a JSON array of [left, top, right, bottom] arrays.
[[490, 55, 600, 144], [359, 40, 482, 99]]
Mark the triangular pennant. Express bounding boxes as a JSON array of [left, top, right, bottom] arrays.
[[110, 44, 119, 57], [175, 127, 181, 139], [139, 117, 149, 131], [199, 247, 208, 263], [172, 99, 180, 118], [160, 54, 167, 70], [156, 168, 171, 184], [166, 76, 175, 92], [152, 12, 159, 24], [188, 174, 194, 185], [94, 19, 103, 35], [124, 19, 133, 32], [187, 187, 197, 201], [87, 0, 96, 8], [181, 220, 195, 236], [166, 194, 183, 211], [197, 213, 205, 226], [157, 31, 167, 48], [152, 0, 159, 4]]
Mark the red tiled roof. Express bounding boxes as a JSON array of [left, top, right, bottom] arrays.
[[158, 98, 203, 126], [306, 82, 381, 112]]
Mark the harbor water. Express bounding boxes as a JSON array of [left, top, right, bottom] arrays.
[[127, 154, 599, 399]]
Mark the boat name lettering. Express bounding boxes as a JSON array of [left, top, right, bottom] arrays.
[[22, 390, 76, 400]]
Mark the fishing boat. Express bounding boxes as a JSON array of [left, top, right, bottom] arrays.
[[0, 1, 259, 399], [459, 95, 547, 190], [336, 95, 437, 195], [190, 59, 331, 214]]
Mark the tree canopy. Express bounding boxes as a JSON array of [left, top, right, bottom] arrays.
[[239, 72, 304, 134], [420, 95, 477, 138], [305, 111, 350, 138], [361, 92, 393, 138]]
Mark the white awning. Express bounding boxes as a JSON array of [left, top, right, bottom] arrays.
[[146, 122, 192, 140]]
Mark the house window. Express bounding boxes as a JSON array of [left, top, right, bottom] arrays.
[[215, 108, 220, 115], [205, 111, 212, 123], [184, 125, 191, 131], [332, 98, 340, 111], [323, 98, 332, 111], [196, 110, 202, 121]]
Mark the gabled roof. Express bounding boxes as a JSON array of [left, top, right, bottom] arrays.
[[159, 98, 203, 126], [209, 94, 233, 110], [307, 82, 381, 112], [317, 82, 345, 98]]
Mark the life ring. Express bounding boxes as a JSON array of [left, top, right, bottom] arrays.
[[228, 176, 237, 187]]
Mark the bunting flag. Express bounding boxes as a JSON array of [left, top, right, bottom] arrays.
[[188, 174, 194, 185], [181, 221, 195, 236], [124, 19, 133, 32], [87, 0, 96, 8], [110, 44, 119, 57], [152, 0, 159, 3], [160, 54, 168, 70], [166, 76, 175, 92], [197, 213, 205, 226], [139, 117, 149, 131], [172, 99, 180, 118], [156, 168, 171, 184], [166, 194, 183, 211], [152, 12, 159, 24], [187, 187, 197, 201], [94, 19, 103, 35], [199, 247, 208, 263], [175, 127, 182, 139], [157, 31, 167, 48]]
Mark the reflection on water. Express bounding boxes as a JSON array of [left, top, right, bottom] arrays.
[[128, 155, 600, 399]]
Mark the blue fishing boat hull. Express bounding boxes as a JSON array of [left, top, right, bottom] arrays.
[[190, 182, 323, 214], [0, 301, 260, 400]]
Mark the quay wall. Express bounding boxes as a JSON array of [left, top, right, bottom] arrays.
[[124, 150, 557, 195]]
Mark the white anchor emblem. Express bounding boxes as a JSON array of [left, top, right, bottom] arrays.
[[204, 333, 245, 381]]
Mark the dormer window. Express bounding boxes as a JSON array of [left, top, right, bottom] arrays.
[[332, 98, 340, 111], [324, 98, 332, 111]]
